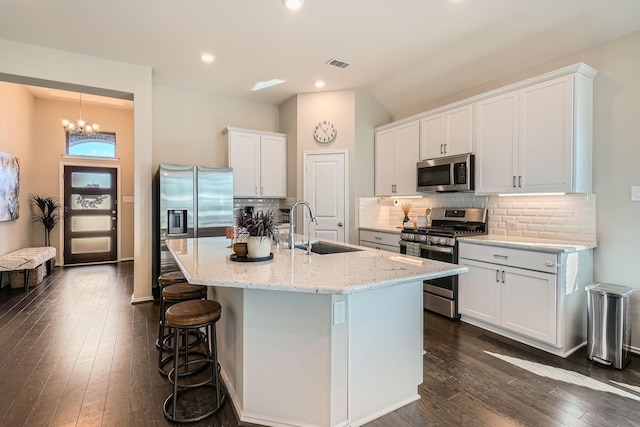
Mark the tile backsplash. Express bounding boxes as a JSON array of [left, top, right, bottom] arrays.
[[359, 193, 596, 243], [234, 198, 292, 224]]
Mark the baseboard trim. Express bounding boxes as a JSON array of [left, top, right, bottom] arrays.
[[130, 294, 154, 305]]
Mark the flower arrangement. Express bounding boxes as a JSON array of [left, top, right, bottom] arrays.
[[236, 209, 280, 244]]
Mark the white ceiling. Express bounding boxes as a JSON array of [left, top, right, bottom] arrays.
[[1, 0, 639, 115]]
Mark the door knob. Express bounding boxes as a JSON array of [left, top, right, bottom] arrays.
[[338, 222, 343, 227]]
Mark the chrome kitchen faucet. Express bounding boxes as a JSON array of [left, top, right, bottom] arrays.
[[288, 201, 317, 254]]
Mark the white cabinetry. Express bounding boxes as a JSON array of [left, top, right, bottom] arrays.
[[359, 229, 400, 252], [223, 127, 287, 198], [374, 121, 419, 196], [459, 241, 592, 357], [419, 104, 473, 159], [475, 67, 596, 194]]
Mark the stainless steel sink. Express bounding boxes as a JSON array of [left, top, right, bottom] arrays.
[[295, 241, 363, 255]]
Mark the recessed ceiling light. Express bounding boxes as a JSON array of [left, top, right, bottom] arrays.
[[283, 0, 304, 10], [200, 52, 215, 63], [314, 80, 325, 88], [252, 79, 286, 91]]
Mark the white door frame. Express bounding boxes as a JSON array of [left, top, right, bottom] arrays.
[[59, 160, 122, 266], [303, 149, 349, 242]]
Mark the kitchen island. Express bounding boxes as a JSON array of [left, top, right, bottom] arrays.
[[166, 236, 466, 427]]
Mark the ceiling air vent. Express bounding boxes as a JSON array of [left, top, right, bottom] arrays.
[[326, 58, 350, 69]]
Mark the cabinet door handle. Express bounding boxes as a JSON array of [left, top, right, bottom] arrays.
[[513, 176, 516, 188], [493, 254, 508, 260], [444, 143, 447, 154], [440, 144, 444, 154], [518, 175, 522, 187], [502, 270, 506, 283], [496, 270, 500, 282], [261, 186, 264, 194], [255, 186, 258, 195]]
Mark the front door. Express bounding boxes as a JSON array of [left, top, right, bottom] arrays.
[[63, 165, 118, 265], [304, 151, 347, 242]]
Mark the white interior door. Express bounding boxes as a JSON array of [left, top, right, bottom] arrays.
[[304, 151, 347, 243]]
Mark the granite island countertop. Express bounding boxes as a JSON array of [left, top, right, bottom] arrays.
[[166, 235, 466, 295], [458, 234, 597, 253]]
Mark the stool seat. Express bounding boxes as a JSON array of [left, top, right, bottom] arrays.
[[166, 300, 222, 327], [158, 271, 187, 286], [162, 283, 207, 302]]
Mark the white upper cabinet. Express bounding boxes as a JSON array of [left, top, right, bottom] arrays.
[[475, 67, 595, 194], [419, 104, 473, 160], [224, 127, 287, 198], [375, 120, 420, 196]]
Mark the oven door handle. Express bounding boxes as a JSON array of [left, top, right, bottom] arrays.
[[419, 244, 453, 254]]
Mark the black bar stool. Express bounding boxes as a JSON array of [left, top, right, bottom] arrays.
[[158, 282, 207, 375], [163, 299, 226, 423]]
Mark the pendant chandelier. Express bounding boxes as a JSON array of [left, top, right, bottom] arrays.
[[61, 93, 99, 134]]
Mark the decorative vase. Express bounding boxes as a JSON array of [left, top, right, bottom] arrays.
[[233, 242, 248, 258], [246, 236, 272, 259]]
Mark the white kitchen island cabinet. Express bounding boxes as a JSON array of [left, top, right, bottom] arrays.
[[223, 127, 287, 198], [167, 236, 466, 427], [474, 63, 597, 194], [458, 236, 596, 358]]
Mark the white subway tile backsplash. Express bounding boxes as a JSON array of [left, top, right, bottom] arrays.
[[359, 193, 596, 243]]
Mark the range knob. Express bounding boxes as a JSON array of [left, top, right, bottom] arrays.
[[418, 235, 427, 243], [438, 238, 447, 245], [406, 234, 414, 241]]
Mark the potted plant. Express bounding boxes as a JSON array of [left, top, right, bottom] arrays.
[[30, 194, 63, 247], [236, 209, 280, 258]]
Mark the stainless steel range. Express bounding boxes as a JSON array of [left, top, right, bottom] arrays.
[[399, 207, 487, 319]]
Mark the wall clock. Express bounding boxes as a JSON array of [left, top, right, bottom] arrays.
[[313, 120, 337, 144]]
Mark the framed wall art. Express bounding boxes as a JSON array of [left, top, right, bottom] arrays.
[[0, 152, 20, 221]]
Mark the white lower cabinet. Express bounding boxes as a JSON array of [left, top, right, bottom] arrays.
[[359, 229, 400, 252], [459, 241, 592, 357], [460, 259, 557, 345]]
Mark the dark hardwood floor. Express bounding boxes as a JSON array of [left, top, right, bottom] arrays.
[[0, 262, 638, 426]]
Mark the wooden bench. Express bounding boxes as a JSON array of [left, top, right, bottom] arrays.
[[0, 247, 56, 292]]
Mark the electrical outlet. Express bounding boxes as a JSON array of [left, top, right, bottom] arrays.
[[632, 186, 640, 201]]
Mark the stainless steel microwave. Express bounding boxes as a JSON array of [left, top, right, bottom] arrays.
[[417, 153, 474, 193]]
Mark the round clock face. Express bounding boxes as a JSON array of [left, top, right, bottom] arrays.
[[313, 120, 337, 144]]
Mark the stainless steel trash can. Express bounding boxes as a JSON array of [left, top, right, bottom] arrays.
[[586, 283, 634, 369]]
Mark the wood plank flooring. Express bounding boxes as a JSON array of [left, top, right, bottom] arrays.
[[0, 262, 638, 426]]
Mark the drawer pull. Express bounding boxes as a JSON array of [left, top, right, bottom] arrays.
[[545, 261, 554, 267], [374, 236, 382, 240], [493, 254, 508, 259]]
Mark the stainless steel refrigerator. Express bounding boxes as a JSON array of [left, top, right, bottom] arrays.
[[152, 164, 233, 299]]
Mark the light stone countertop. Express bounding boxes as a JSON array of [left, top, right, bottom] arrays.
[[166, 236, 466, 295], [458, 234, 597, 253]]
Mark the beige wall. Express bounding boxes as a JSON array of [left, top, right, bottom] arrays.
[[0, 83, 35, 261], [152, 84, 280, 170], [294, 90, 388, 244], [33, 97, 135, 261], [392, 31, 640, 350]]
